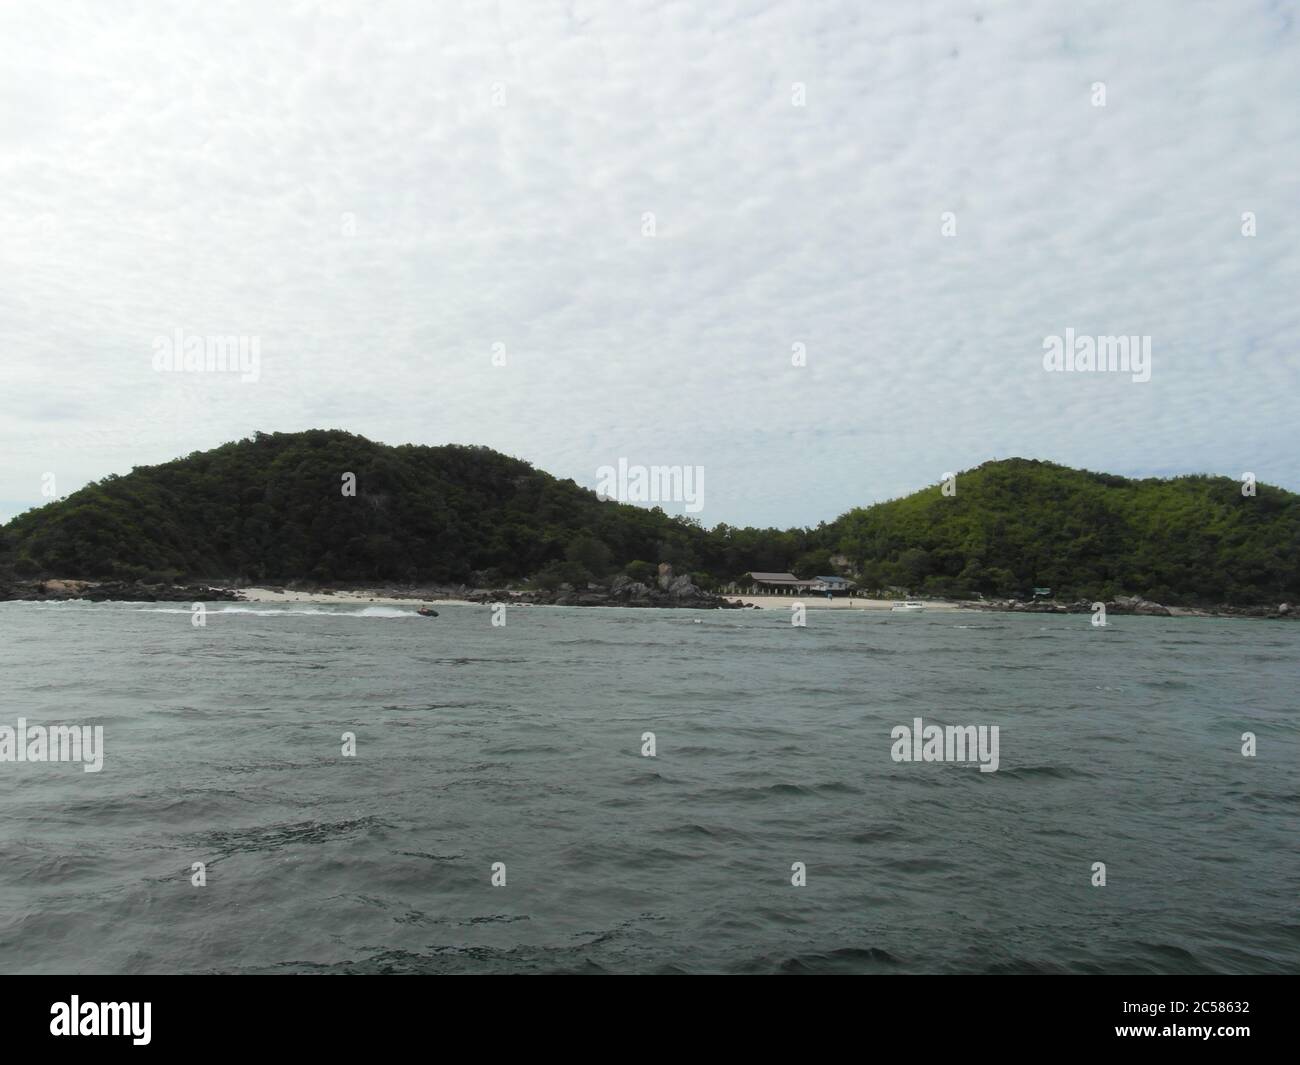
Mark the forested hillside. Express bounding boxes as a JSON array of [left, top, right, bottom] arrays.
[[0, 431, 714, 585], [2, 436, 1295, 605], [828, 459, 1298, 604]]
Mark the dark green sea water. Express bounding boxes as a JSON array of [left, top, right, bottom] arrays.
[[1, 600, 1296, 974]]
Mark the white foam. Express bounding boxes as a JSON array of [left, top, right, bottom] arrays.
[[137, 604, 417, 619]]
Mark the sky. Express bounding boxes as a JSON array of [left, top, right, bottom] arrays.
[[1, 0, 1297, 529]]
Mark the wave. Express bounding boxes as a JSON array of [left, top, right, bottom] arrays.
[[996, 764, 1096, 780], [138, 605, 417, 618], [767, 947, 903, 974], [185, 816, 389, 860]]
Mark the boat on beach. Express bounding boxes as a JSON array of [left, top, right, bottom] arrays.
[[891, 601, 926, 612]]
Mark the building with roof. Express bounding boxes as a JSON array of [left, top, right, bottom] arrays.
[[738, 572, 857, 596], [741, 571, 806, 593]]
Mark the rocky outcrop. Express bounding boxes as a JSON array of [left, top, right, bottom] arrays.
[[349, 576, 739, 609], [1205, 602, 1298, 620], [667, 574, 698, 598], [656, 562, 674, 591], [1110, 595, 1174, 617], [976, 596, 1171, 616], [968, 595, 1297, 619], [533, 567, 740, 609], [0, 577, 244, 602], [447, 566, 743, 609]]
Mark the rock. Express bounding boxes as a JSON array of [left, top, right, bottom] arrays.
[[657, 562, 674, 591], [956, 593, 1287, 621], [43, 579, 91, 596], [667, 574, 697, 598], [1, 579, 245, 603]]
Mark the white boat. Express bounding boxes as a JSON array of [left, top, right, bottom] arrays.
[[890, 600, 926, 612]]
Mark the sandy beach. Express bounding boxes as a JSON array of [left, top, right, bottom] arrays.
[[725, 594, 962, 610], [230, 588, 967, 611]]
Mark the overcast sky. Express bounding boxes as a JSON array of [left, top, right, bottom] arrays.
[[1, 0, 1297, 528]]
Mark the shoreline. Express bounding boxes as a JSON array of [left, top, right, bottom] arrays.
[[232, 587, 479, 607], [722, 594, 962, 611], [0, 578, 1292, 620]]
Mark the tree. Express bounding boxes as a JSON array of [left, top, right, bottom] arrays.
[[566, 534, 613, 577], [792, 549, 834, 579], [624, 560, 656, 583]]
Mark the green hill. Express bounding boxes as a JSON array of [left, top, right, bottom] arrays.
[[826, 459, 1299, 605], [1, 436, 1296, 606], [0, 430, 713, 586]]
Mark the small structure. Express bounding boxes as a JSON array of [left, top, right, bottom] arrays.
[[742, 571, 813, 594], [741, 572, 856, 596]]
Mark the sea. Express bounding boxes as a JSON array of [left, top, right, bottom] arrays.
[[1, 600, 1296, 974]]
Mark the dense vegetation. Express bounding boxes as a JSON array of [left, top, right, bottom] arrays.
[[0, 431, 719, 586], [1, 434, 1295, 605], [826, 459, 1299, 605]]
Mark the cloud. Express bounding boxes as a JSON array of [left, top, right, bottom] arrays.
[[1, 0, 1296, 526]]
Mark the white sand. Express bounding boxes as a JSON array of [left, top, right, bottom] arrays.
[[723, 594, 963, 611], [230, 587, 965, 612]]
